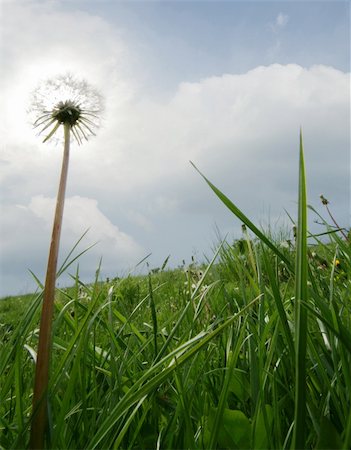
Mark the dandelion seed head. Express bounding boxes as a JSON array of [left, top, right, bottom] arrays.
[[30, 72, 104, 144]]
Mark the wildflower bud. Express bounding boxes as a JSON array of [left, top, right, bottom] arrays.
[[320, 195, 329, 205]]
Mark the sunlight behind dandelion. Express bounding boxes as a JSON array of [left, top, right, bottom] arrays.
[[30, 73, 104, 144]]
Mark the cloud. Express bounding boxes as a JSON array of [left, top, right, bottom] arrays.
[[0, 196, 143, 296], [112, 64, 348, 192], [2, 63, 349, 296], [266, 13, 289, 57], [276, 13, 289, 28], [270, 12, 289, 33], [1, 0, 349, 296], [27, 195, 142, 255], [1, 0, 135, 153], [76, 64, 347, 193]]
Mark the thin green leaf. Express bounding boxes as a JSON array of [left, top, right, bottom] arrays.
[[291, 130, 308, 450], [190, 161, 293, 270]]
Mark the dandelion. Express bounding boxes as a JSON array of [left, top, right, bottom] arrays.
[[29, 73, 103, 450], [30, 72, 103, 144], [320, 194, 329, 206]]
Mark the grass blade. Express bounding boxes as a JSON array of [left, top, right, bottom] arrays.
[[190, 161, 293, 270], [291, 131, 308, 450]]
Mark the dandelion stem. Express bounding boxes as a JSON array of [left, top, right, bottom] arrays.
[[29, 123, 71, 450]]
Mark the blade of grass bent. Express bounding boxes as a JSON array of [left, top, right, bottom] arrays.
[[190, 161, 292, 271], [291, 131, 308, 450], [28, 269, 44, 290], [56, 229, 95, 277]]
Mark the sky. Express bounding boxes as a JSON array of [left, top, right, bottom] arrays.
[[0, 0, 350, 297]]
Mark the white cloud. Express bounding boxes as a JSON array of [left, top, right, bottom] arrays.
[[0, 196, 143, 296], [111, 64, 348, 186], [26, 194, 143, 258], [1, 0, 349, 296], [276, 13, 289, 28], [269, 12, 289, 33], [1, 0, 135, 153], [2, 63, 349, 296]]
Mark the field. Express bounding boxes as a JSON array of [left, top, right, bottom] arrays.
[[1, 151, 350, 449]]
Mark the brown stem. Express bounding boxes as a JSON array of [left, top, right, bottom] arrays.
[[29, 123, 70, 449]]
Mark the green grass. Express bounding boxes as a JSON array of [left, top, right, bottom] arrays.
[[1, 137, 350, 449]]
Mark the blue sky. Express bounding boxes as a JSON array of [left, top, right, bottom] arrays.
[[1, 0, 350, 296], [53, 1, 344, 107], [79, 1, 349, 85]]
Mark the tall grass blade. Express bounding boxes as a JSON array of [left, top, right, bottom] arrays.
[[190, 161, 292, 270], [291, 131, 308, 450], [57, 230, 96, 277], [28, 269, 44, 290], [148, 273, 158, 360]]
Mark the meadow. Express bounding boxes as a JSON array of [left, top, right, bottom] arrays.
[[1, 143, 350, 449]]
